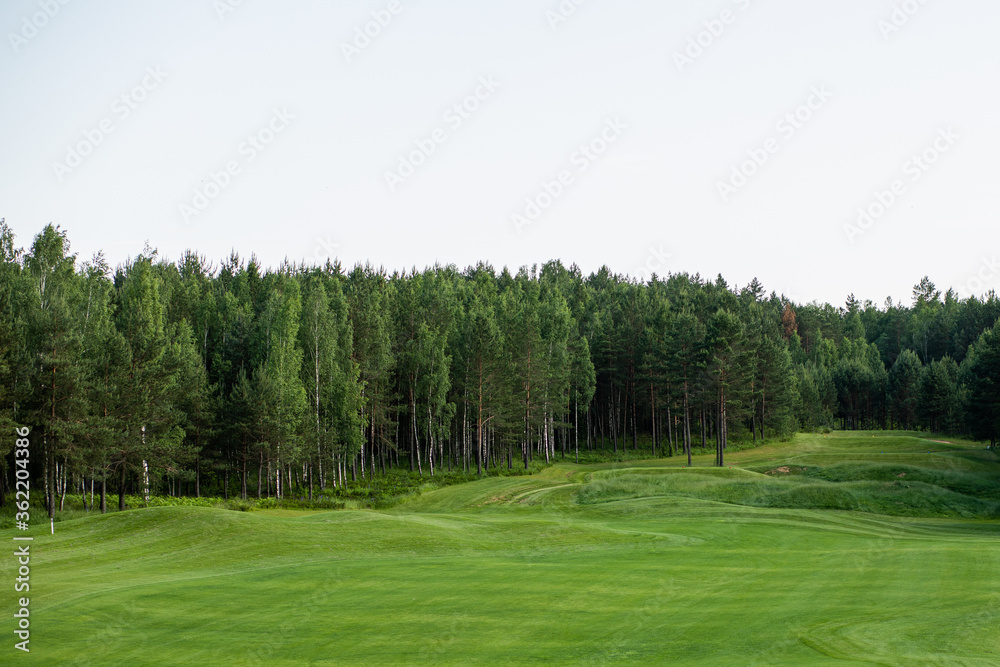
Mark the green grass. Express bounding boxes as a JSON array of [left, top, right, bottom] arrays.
[[3, 431, 999, 665]]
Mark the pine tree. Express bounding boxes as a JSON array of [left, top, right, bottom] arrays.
[[962, 326, 1000, 446], [706, 309, 750, 466], [345, 266, 393, 482], [111, 251, 195, 509], [326, 272, 364, 487], [668, 311, 706, 466], [258, 275, 307, 498], [462, 270, 503, 476], [75, 252, 117, 511], [569, 333, 596, 464], [300, 274, 336, 494], [0, 220, 25, 505], [888, 350, 922, 429], [539, 282, 573, 463], [23, 225, 87, 517], [501, 275, 545, 469], [918, 357, 958, 433]]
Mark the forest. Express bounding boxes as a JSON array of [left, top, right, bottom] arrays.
[[3, 221, 1000, 513]]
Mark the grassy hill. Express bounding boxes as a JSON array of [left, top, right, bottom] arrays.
[[3, 432, 999, 665]]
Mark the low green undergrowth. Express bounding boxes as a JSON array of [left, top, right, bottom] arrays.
[[569, 434, 793, 465], [0, 460, 552, 526]]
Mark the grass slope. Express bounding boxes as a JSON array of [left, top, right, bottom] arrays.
[[2, 432, 999, 665]]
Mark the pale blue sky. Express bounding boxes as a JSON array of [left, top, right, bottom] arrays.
[[1, 0, 997, 306]]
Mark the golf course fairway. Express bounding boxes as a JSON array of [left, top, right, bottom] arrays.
[[4, 431, 999, 665]]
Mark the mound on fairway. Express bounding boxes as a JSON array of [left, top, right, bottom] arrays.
[[3, 431, 999, 665], [577, 464, 1000, 518]]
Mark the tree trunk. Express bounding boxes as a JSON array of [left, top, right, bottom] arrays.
[[759, 380, 766, 442], [543, 410, 550, 465], [717, 390, 727, 468], [631, 389, 638, 451], [477, 375, 484, 477], [428, 400, 435, 477], [46, 449, 54, 519], [412, 388, 423, 477], [575, 399, 580, 464], [119, 465, 126, 512], [686, 413, 692, 467], [610, 394, 616, 451], [649, 386, 656, 457], [683, 387, 692, 458], [666, 404, 673, 458], [58, 463, 67, 512], [701, 407, 707, 450]]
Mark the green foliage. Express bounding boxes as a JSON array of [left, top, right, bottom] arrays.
[[888, 349, 922, 429], [3, 221, 1000, 513], [963, 325, 1000, 445], [918, 356, 959, 432]]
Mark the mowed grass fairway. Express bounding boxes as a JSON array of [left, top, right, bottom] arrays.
[[4, 432, 1000, 665]]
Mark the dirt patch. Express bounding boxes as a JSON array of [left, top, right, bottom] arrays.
[[931, 440, 952, 445], [476, 495, 512, 507], [763, 465, 810, 476], [897, 473, 907, 478]]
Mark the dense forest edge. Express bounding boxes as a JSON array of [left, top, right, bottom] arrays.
[[2, 221, 999, 520]]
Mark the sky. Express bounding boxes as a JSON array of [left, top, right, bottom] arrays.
[[1, 0, 997, 308]]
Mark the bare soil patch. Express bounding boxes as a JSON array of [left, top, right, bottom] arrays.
[[764, 466, 806, 476]]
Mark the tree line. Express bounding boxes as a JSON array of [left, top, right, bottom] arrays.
[[2, 222, 999, 514]]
